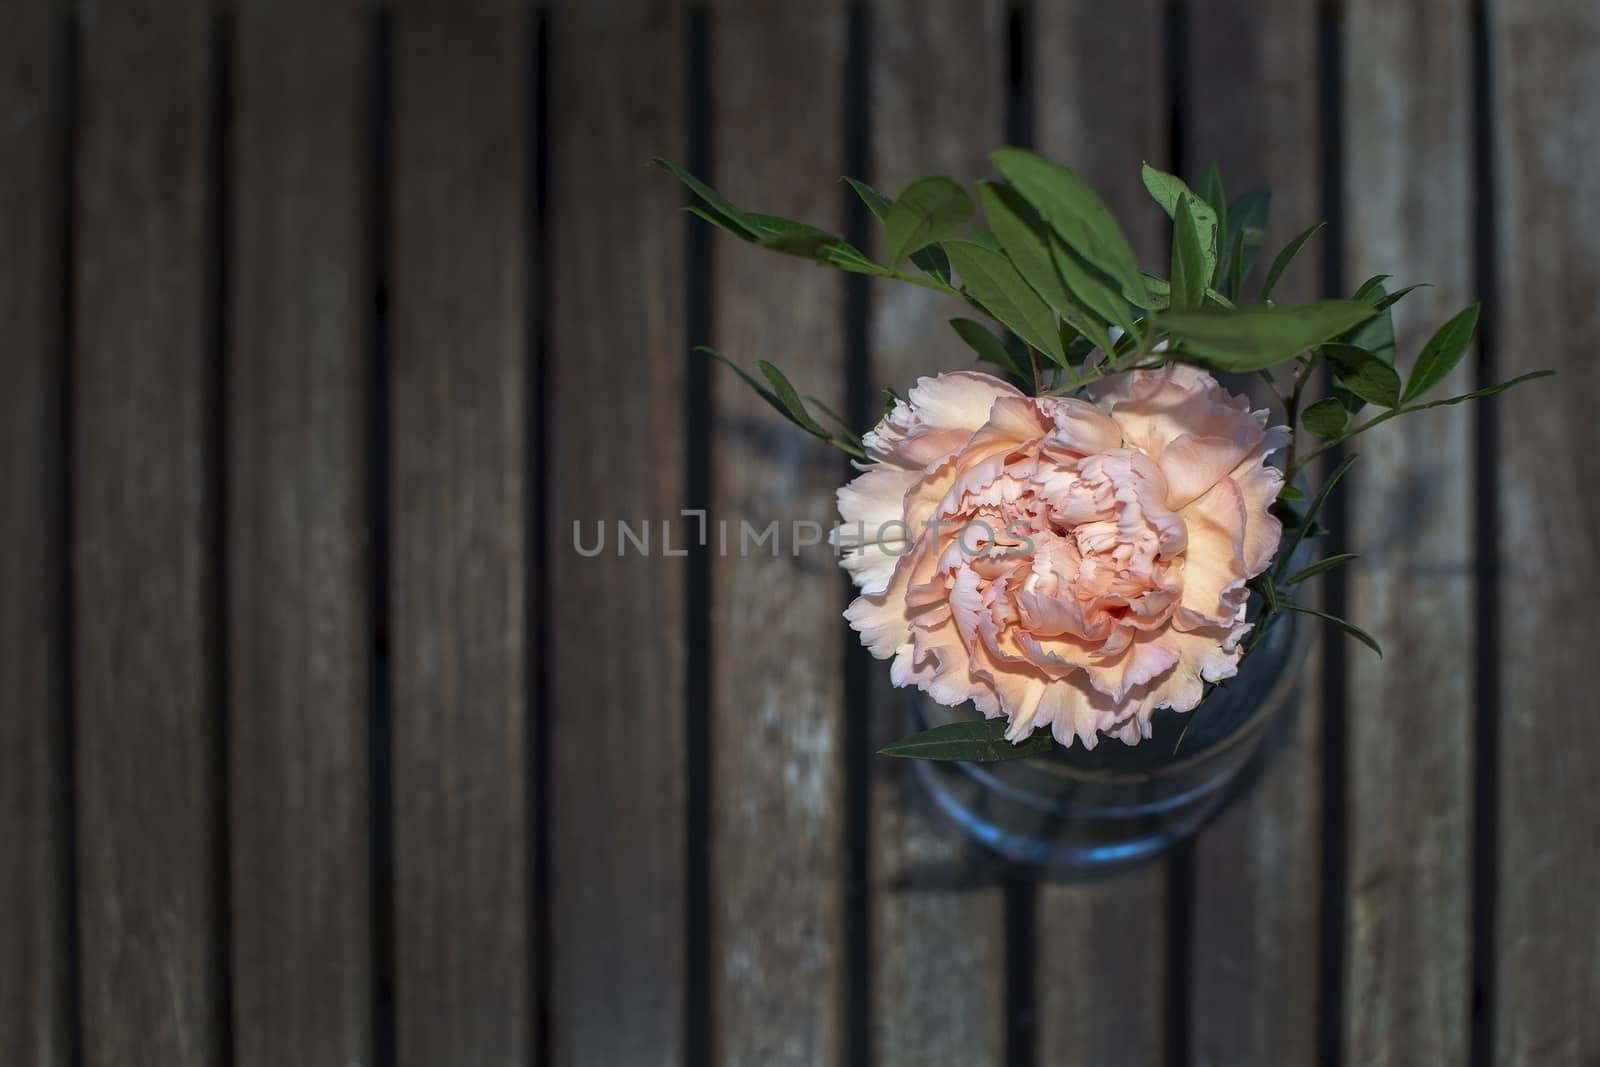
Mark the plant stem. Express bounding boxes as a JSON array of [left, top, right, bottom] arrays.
[[884, 268, 961, 297], [1042, 325, 1169, 396], [1283, 355, 1320, 474], [1029, 347, 1045, 395], [1287, 405, 1406, 482]]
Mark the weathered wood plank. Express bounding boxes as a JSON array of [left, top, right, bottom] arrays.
[[548, 1, 688, 1064], [1489, 3, 1600, 1063], [72, 3, 222, 1064], [0, 4, 72, 1064], [389, 2, 531, 1062], [710, 3, 847, 1062], [864, 3, 1008, 1063], [1181, 5, 1327, 1065], [1340, 1, 1474, 1062], [1036, 0, 1168, 287], [1032, 5, 1171, 1063], [228, 4, 372, 1065], [1036, 871, 1167, 1064]]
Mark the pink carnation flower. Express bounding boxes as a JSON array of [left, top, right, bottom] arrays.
[[835, 366, 1287, 748]]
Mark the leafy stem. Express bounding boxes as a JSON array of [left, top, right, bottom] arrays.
[[882, 265, 961, 297], [1287, 405, 1403, 482], [1043, 327, 1170, 396], [1283, 354, 1320, 475]]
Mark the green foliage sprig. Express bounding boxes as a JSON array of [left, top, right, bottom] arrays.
[[655, 149, 1552, 762]]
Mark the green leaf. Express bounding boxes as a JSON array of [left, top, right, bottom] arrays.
[[1141, 162, 1190, 216], [980, 182, 1114, 353], [745, 213, 848, 258], [1403, 303, 1481, 403], [1157, 299, 1378, 372], [684, 204, 761, 242], [1282, 603, 1383, 657], [944, 240, 1069, 365], [1278, 484, 1306, 502], [1403, 369, 1555, 412], [1195, 162, 1227, 227], [821, 243, 893, 276], [1275, 500, 1331, 540], [910, 244, 955, 285], [805, 394, 863, 446], [1051, 236, 1136, 339], [1262, 221, 1326, 301], [652, 157, 771, 243], [1302, 396, 1351, 437], [700, 347, 864, 460], [755, 360, 829, 436], [843, 177, 955, 283], [1221, 188, 1271, 289], [991, 147, 1152, 306], [1345, 283, 1397, 366], [659, 163, 887, 281], [1227, 228, 1247, 300], [843, 176, 893, 220], [1372, 283, 1429, 312], [1352, 274, 1392, 303], [651, 156, 749, 226], [1276, 453, 1358, 581], [1140, 164, 1224, 302], [1065, 333, 1099, 365], [1323, 343, 1402, 408], [1334, 282, 1398, 412], [885, 175, 973, 265], [950, 317, 1031, 380], [1282, 552, 1359, 586], [1170, 194, 1210, 310], [1251, 574, 1283, 614], [878, 718, 1056, 762], [965, 227, 1005, 252], [1142, 273, 1172, 310], [697, 345, 785, 417]]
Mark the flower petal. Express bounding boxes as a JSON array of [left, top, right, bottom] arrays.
[[1175, 476, 1250, 629], [1231, 425, 1290, 576], [1156, 429, 1258, 510], [864, 370, 1024, 467], [1079, 634, 1181, 704], [1121, 621, 1248, 733], [1093, 363, 1271, 509], [833, 464, 921, 593], [843, 550, 918, 659], [1040, 395, 1125, 456]]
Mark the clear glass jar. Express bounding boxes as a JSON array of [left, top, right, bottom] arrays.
[[905, 603, 1309, 873]]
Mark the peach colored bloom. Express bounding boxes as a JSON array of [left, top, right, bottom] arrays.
[[835, 366, 1287, 748]]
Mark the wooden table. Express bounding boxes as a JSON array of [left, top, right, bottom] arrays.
[[3, 2, 1595, 1065]]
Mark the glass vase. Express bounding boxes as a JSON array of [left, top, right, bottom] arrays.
[[905, 603, 1310, 874]]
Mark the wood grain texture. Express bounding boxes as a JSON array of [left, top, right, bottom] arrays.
[[1032, 6, 1170, 1063], [548, 1, 688, 1064], [864, 3, 1008, 1063], [1034, 872, 1167, 1064], [72, 3, 222, 1065], [0, 4, 71, 1065], [389, 2, 530, 1063], [710, 3, 847, 1063], [1183, 0, 1323, 265], [228, 4, 372, 1065], [1180, 5, 1327, 1065], [1035, 0, 1169, 259], [1489, 2, 1600, 1063], [1340, 1, 1473, 1061]]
